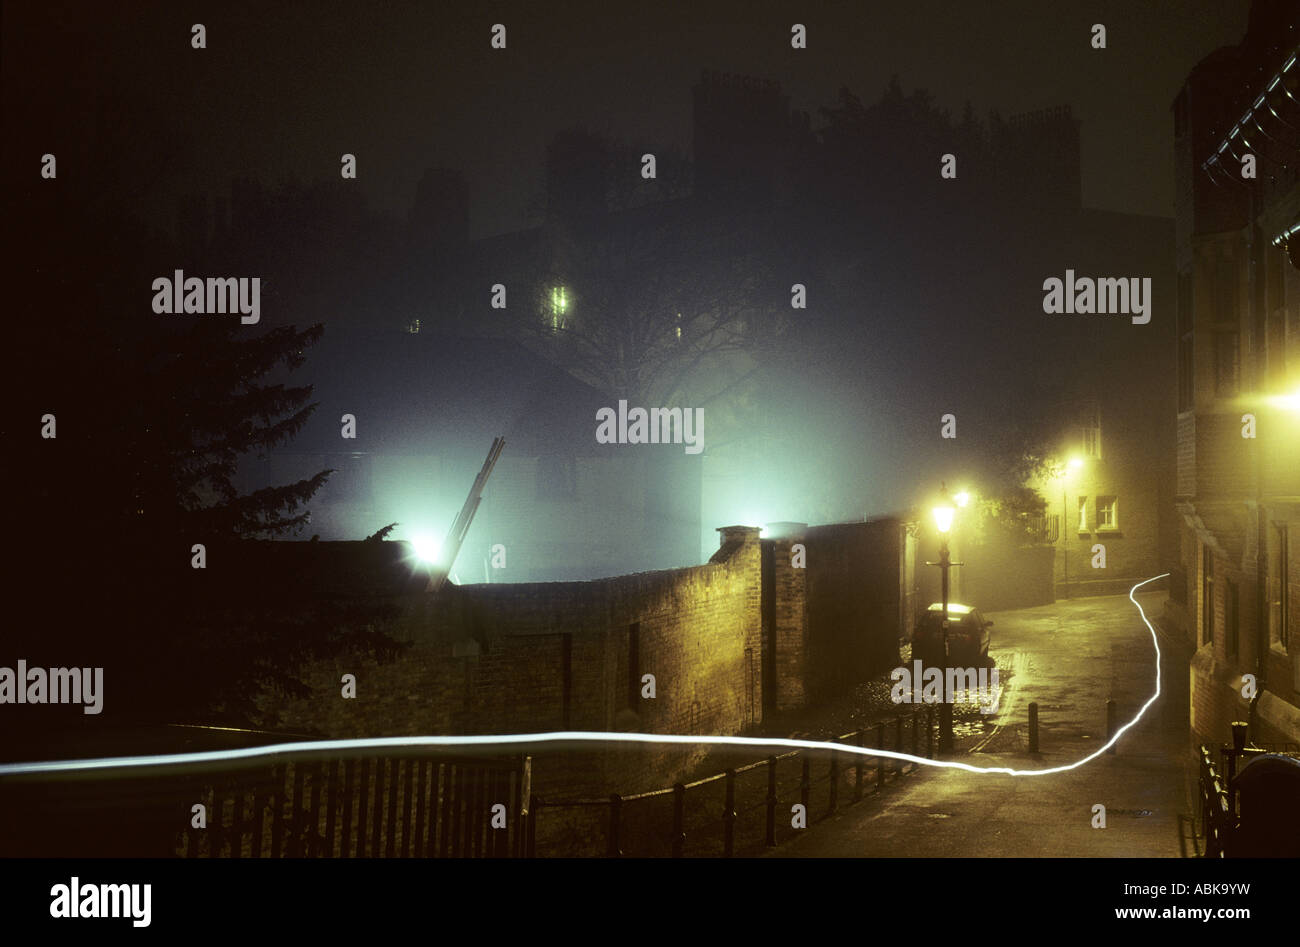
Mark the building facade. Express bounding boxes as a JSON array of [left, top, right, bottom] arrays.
[[1170, 2, 1300, 746]]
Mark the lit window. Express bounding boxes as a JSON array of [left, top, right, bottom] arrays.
[[1077, 496, 1088, 532], [1082, 425, 1101, 459], [550, 286, 568, 331], [1097, 496, 1117, 530]]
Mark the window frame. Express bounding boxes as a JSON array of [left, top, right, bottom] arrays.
[[1096, 496, 1118, 532]]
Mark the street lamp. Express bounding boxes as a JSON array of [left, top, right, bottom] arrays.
[[928, 483, 963, 754]]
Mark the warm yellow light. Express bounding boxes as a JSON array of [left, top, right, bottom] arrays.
[[1069, 456, 1084, 471], [1267, 388, 1300, 413], [954, 490, 971, 508], [933, 504, 955, 534]]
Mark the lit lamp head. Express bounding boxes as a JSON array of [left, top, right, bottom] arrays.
[[1069, 456, 1084, 472], [933, 485, 955, 535], [954, 489, 971, 509]]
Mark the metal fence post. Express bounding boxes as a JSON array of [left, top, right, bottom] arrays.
[[724, 769, 737, 857], [895, 716, 904, 775], [766, 757, 777, 846], [1028, 701, 1039, 754], [672, 783, 685, 858], [854, 730, 865, 802], [608, 794, 622, 858], [526, 795, 538, 858], [828, 744, 839, 812], [876, 722, 886, 788]]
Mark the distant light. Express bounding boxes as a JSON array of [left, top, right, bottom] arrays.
[[1069, 456, 1084, 471], [1267, 388, 1300, 414], [954, 490, 971, 508], [549, 286, 569, 332], [411, 534, 442, 564]]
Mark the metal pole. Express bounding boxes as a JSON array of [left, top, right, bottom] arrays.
[[1063, 482, 1069, 600], [765, 758, 777, 847], [672, 783, 685, 858], [1028, 701, 1039, 753], [723, 770, 736, 857], [939, 535, 954, 754], [608, 794, 622, 857]]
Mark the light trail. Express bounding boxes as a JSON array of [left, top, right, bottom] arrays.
[[0, 575, 1169, 779]]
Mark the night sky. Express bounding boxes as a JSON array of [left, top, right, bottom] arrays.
[[5, 0, 1250, 237], [3, 0, 1266, 558]]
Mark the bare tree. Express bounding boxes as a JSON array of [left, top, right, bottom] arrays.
[[519, 126, 793, 420]]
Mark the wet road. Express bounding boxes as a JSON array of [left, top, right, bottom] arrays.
[[773, 590, 1198, 857]]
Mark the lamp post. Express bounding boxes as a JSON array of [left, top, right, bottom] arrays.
[[929, 484, 961, 754], [1059, 456, 1084, 600]]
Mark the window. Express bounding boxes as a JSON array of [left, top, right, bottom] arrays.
[[1077, 496, 1088, 532], [1177, 271, 1193, 411], [1097, 496, 1117, 530], [1202, 545, 1215, 646], [1213, 252, 1239, 397], [1082, 425, 1102, 459], [1076, 401, 1102, 459], [1215, 252, 1238, 323], [1214, 330, 1239, 396], [1279, 525, 1291, 649], [536, 455, 576, 500], [1226, 579, 1239, 657], [549, 286, 569, 331]]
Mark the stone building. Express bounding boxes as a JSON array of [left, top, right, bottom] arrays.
[[1169, 1, 1300, 746]]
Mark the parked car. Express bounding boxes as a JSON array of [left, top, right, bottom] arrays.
[[912, 603, 992, 668]]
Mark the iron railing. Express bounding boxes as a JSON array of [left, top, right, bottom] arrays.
[[529, 705, 935, 857], [0, 741, 532, 859]]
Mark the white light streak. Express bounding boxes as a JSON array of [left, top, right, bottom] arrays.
[[0, 575, 1170, 780]]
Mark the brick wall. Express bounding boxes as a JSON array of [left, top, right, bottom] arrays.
[[254, 525, 763, 797], [249, 519, 928, 796], [763, 536, 809, 712]]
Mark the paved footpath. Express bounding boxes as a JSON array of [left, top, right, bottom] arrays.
[[772, 590, 1199, 857]]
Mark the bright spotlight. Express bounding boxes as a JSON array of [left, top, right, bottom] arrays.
[[1068, 456, 1084, 470], [411, 534, 442, 565], [954, 490, 971, 508], [1266, 388, 1300, 414]]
